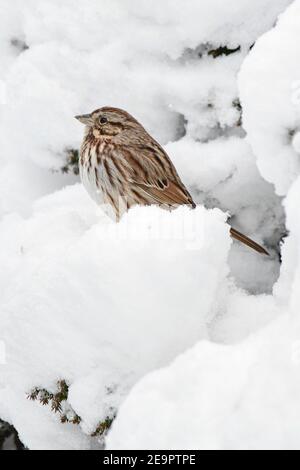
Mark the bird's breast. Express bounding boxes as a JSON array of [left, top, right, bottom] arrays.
[[79, 138, 118, 196], [80, 136, 112, 166]]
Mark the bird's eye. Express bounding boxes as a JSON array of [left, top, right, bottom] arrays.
[[99, 116, 108, 124]]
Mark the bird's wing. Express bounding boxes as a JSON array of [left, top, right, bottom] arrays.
[[122, 143, 196, 208], [134, 180, 195, 207]]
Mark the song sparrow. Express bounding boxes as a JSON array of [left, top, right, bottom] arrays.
[[75, 107, 268, 255]]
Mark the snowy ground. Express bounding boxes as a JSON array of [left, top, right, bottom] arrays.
[[0, 0, 300, 450]]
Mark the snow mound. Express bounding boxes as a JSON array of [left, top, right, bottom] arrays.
[[107, 311, 299, 450], [239, 0, 300, 195], [0, 184, 230, 449]]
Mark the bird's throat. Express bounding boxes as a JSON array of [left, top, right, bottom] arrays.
[[92, 128, 102, 138]]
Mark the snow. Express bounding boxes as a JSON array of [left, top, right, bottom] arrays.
[[0, 0, 299, 450], [107, 313, 300, 450], [0, 187, 230, 449], [108, 1, 300, 450], [239, 0, 300, 195]]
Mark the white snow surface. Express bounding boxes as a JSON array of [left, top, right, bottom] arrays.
[[0, 0, 299, 450], [239, 0, 300, 195]]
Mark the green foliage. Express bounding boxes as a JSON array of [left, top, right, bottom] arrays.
[[91, 416, 115, 437], [28, 380, 81, 423], [27, 380, 115, 438], [208, 45, 241, 58], [61, 148, 80, 175]]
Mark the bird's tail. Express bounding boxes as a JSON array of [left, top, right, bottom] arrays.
[[230, 227, 269, 255]]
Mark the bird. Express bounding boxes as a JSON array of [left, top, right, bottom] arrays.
[[75, 106, 268, 255]]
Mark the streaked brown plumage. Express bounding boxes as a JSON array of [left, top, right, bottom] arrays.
[[75, 107, 268, 255]]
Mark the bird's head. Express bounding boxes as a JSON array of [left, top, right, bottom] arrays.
[[75, 106, 142, 138]]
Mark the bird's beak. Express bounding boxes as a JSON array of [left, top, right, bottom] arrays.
[[75, 113, 93, 125]]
